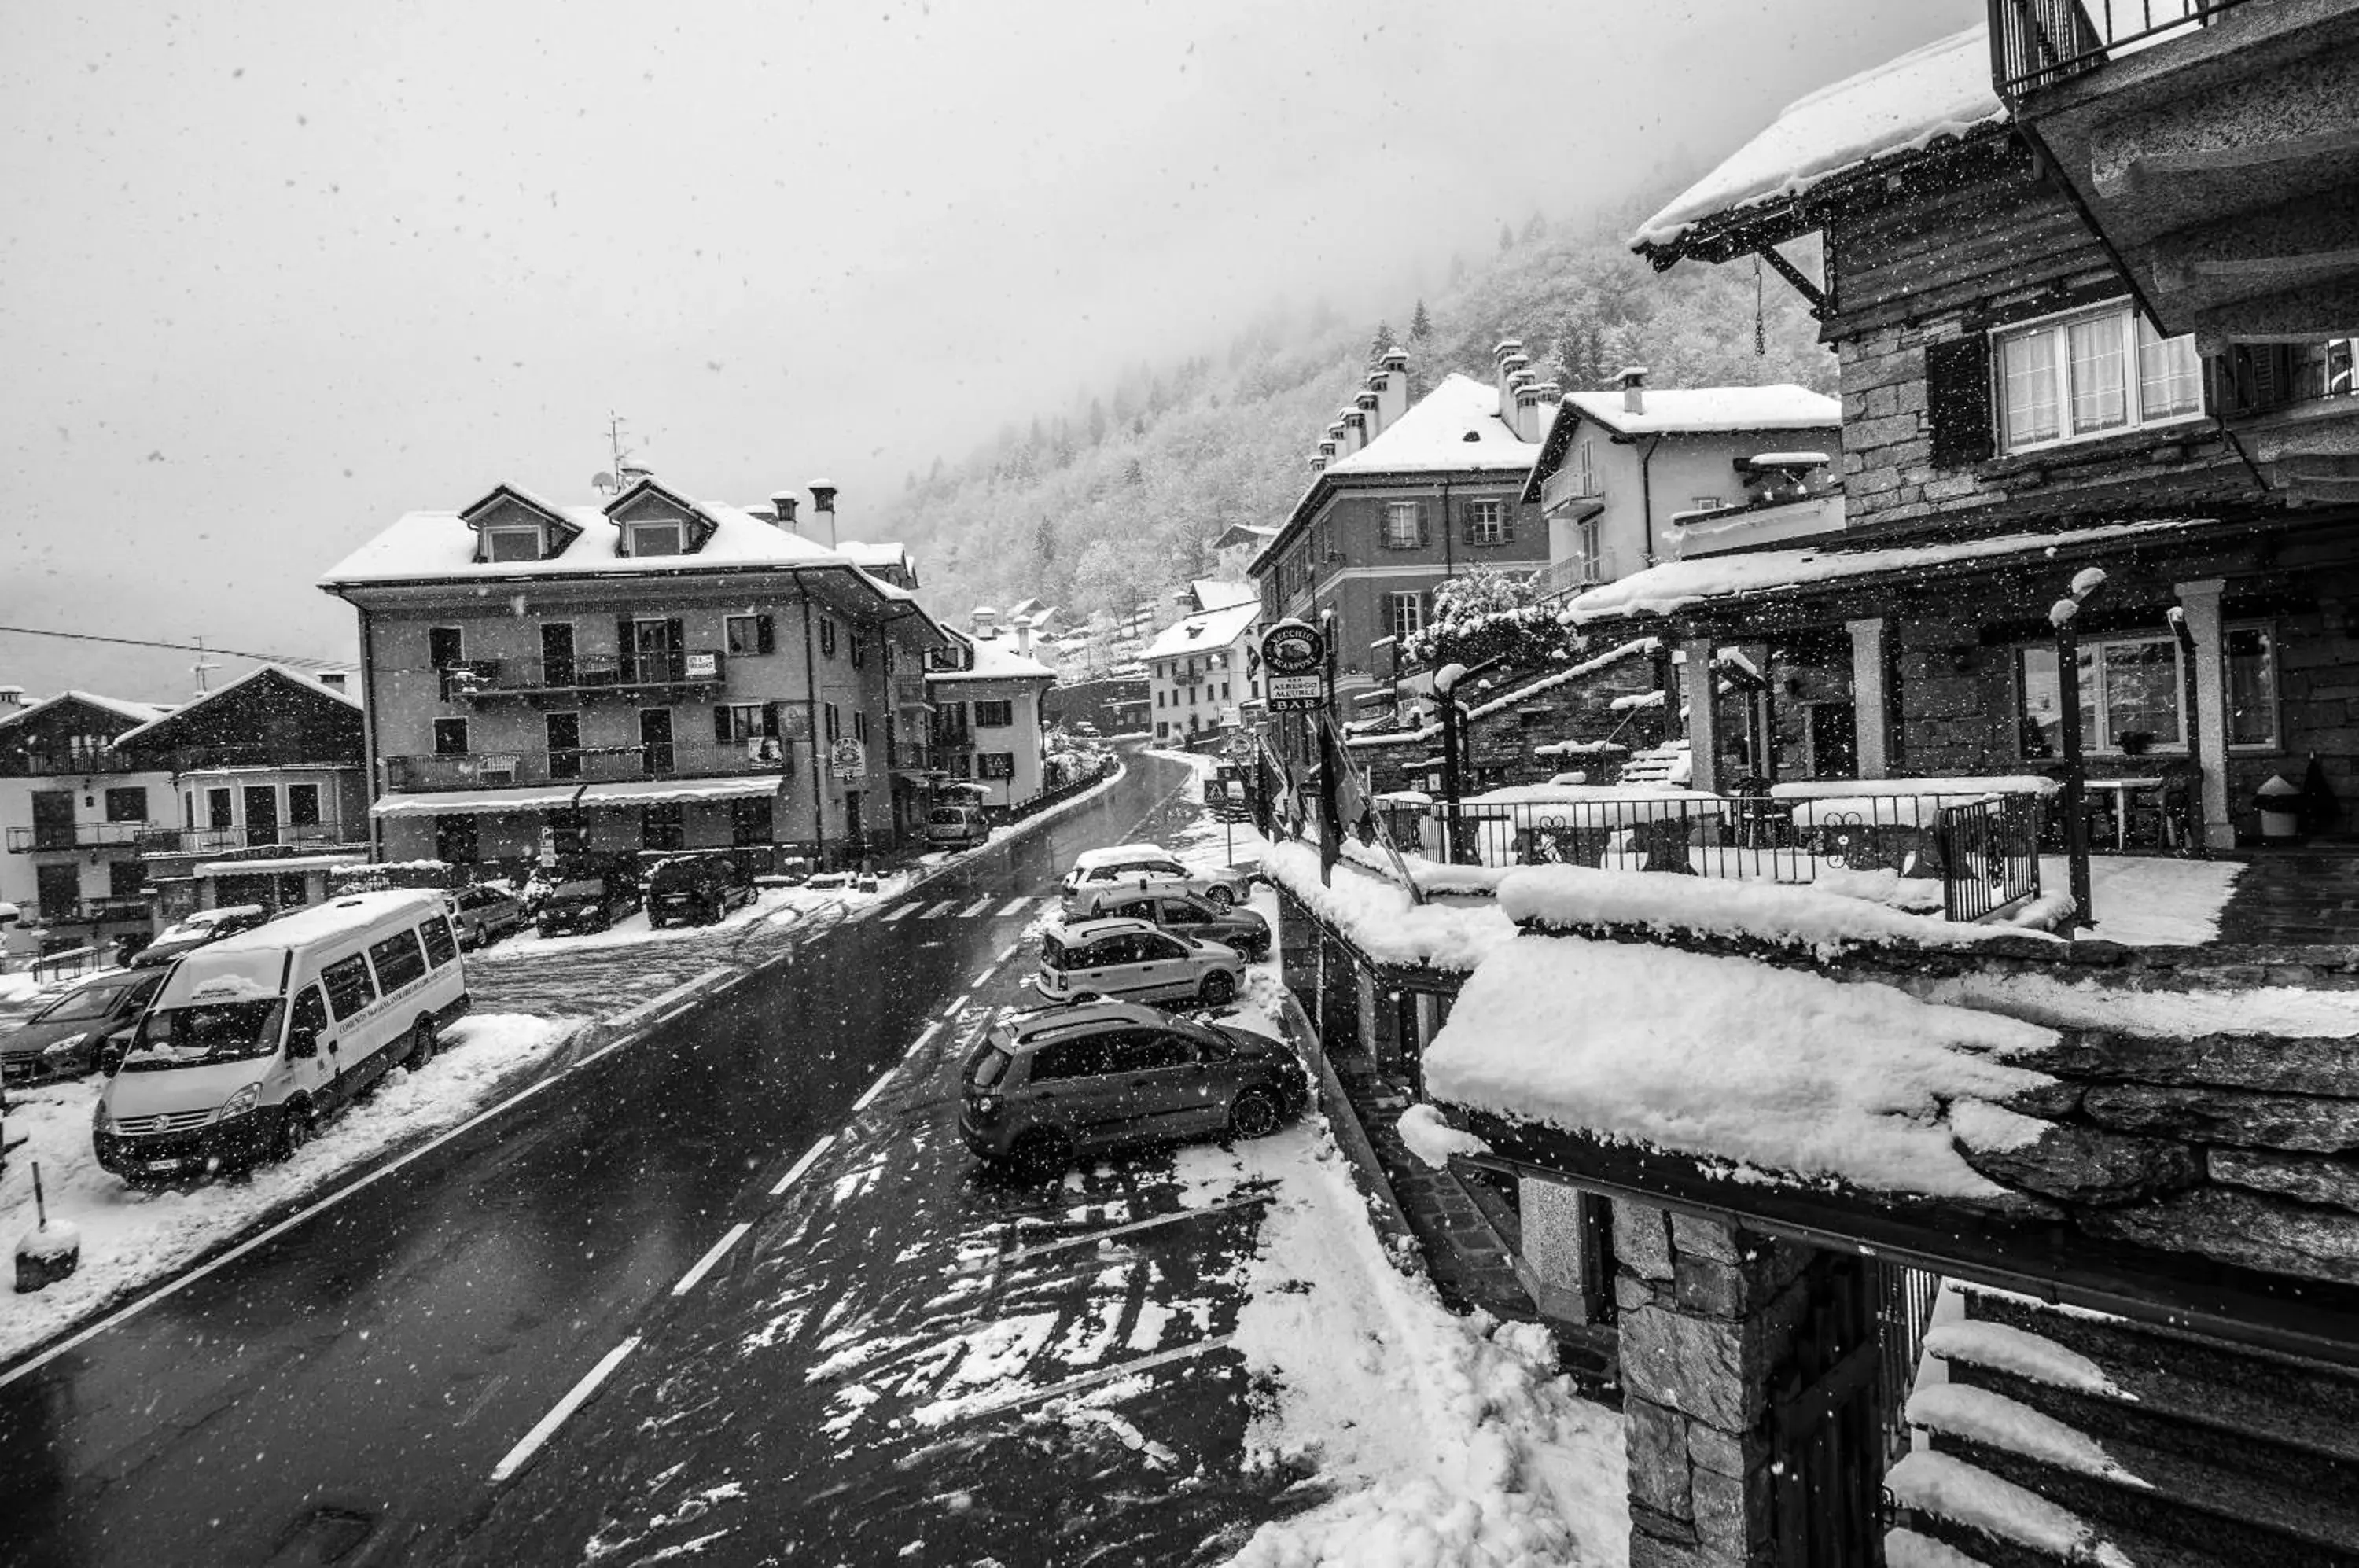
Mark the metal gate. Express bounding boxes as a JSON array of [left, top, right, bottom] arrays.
[[1768, 1254, 1893, 1565]]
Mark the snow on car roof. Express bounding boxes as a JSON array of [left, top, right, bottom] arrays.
[[1071, 843, 1173, 870]]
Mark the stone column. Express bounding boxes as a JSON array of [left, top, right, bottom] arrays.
[[2175, 577, 2235, 848], [1517, 1180, 1608, 1323], [1680, 637, 1720, 795], [1846, 617, 1892, 778], [1614, 1202, 1817, 1568]]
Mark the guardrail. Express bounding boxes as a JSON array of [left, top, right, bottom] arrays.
[[1989, 0, 2248, 98]]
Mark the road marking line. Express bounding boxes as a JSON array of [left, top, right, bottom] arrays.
[[957, 897, 993, 918], [995, 941, 1020, 964], [918, 900, 959, 919], [770, 1134, 835, 1196], [671, 1222, 753, 1297], [995, 1193, 1271, 1266], [490, 1334, 641, 1484], [911, 1021, 942, 1051], [970, 966, 997, 988], [852, 1067, 896, 1112], [1035, 896, 1062, 915], [882, 904, 921, 922], [944, 992, 970, 1016], [607, 966, 738, 1032], [995, 896, 1032, 917], [952, 1335, 1236, 1425]]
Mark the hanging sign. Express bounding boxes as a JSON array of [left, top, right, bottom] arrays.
[[828, 738, 867, 779], [1260, 620, 1329, 712]]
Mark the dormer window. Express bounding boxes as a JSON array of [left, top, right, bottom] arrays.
[[625, 521, 684, 558], [484, 525, 543, 563]]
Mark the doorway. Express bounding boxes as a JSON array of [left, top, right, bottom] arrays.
[[639, 709, 675, 775], [244, 786, 280, 848], [30, 790, 74, 851], [541, 622, 576, 688]]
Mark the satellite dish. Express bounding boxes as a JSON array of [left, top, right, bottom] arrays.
[[591, 471, 619, 495]]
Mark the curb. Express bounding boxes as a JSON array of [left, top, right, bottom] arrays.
[[1263, 983, 1426, 1277]]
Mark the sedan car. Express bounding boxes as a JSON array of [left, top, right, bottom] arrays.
[[451, 885, 527, 949], [1061, 845, 1253, 917], [536, 876, 640, 937], [1033, 917, 1243, 1009], [128, 904, 272, 969], [959, 1001, 1301, 1173], [1090, 889, 1270, 962], [2, 967, 167, 1083]]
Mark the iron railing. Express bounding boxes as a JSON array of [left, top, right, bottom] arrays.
[[140, 745, 364, 774], [30, 896, 152, 926], [135, 821, 362, 856], [384, 742, 787, 793], [6, 821, 153, 853], [1989, 0, 2250, 98], [1875, 1266, 1945, 1464], [440, 650, 727, 700], [1934, 795, 2045, 922], [1, 751, 147, 778]]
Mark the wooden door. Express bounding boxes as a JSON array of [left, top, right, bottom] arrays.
[[1768, 1254, 1889, 1566]]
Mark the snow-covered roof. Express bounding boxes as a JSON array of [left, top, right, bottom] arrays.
[[0, 689, 172, 733], [572, 776, 783, 808], [373, 784, 586, 818], [1143, 600, 1261, 661], [1345, 639, 1654, 750], [321, 491, 851, 585], [835, 538, 911, 572], [929, 632, 1056, 683], [113, 664, 359, 749], [1566, 518, 2213, 624], [1561, 385, 1841, 439], [1325, 373, 1538, 478], [1633, 25, 2006, 252], [1189, 578, 1260, 613]]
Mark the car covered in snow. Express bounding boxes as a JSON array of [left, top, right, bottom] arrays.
[[1059, 845, 1250, 917], [1, 967, 167, 1084], [958, 1001, 1298, 1172], [128, 904, 273, 969], [1032, 916, 1243, 1009]]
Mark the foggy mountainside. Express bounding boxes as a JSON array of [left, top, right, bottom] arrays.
[[870, 203, 1835, 623]]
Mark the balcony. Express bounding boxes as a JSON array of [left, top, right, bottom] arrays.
[[440, 650, 727, 701], [135, 821, 363, 856], [893, 675, 934, 710], [2, 751, 146, 778], [384, 742, 787, 793], [154, 745, 363, 775], [6, 821, 154, 853], [31, 896, 153, 926]]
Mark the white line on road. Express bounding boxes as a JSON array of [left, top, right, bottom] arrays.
[[852, 1067, 896, 1113], [918, 900, 959, 919], [994, 1193, 1272, 1267], [911, 1021, 942, 1051], [769, 1134, 836, 1196], [957, 897, 993, 918], [490, 1334, 642, 1484], [970, 966, 997, 988], [605, 966, 738, 1035], [995, 940, 1021, 965], [1035, 896, 1062, 915], [944, 992, 970, 1016], [995, 896, 1032, 918], [882, 904, 921, 922], [670, 1222, 753, 1297]]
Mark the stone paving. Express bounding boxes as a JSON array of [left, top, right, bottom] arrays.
[[2211, 847, 2359, 946]]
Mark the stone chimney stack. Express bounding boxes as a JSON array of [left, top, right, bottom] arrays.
[[1340, 408, 1367, 454], [1326, 421, 1350, 458], [1492, 339, 1525, 421], [771, 491, 800, 531], [0, 685, 24, 710], [1013, 616, 1034, 656], [809, 480, 837, 547], [1527, 381, 1563, 444], [1354, 388, 1382, 442], [1617, 366, 1650, 418], [971, 605, 999, 639]]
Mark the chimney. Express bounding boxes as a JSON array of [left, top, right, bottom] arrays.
[[1371, 350, 1409, 431], [1309, 455, 1328, 473], [315, 670, 351, 697], [1513, 385, 1544, 444], [1617, 366, 1649, 417], [1492, 338, 1525, 419], [0, 684, 23, 709], [771, 490, 800, 531], [1340, 409, 1367, 454], [1317, 438, 1338, 462], [1529, 381, 1563, 444], [1325, 421, 1348, 458], [808, 480, 837, 546], [1354, 388, 1382, 442], [1014, 616, 1034, 656], [972, 605, 999, 639]]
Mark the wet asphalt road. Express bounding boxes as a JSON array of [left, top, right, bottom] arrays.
[[0, 753, 1296, 1567]]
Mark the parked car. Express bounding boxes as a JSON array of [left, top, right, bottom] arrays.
[[1090, 889, 1271, 962], [926, 804, 991, 848], [1033, 916, 1244, 1009], [959, 1000, 1300, 1172], [94, 890, 469, 1180], [2, 967, 167, 1084], [129, 904, 274, 970], [536, 874, 639, 937], [1061, 845, 1252, 916], [646, 856, 756, 928], [451, 885, 527, 949]]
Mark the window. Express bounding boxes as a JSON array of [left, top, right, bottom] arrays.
[[105, 787, 147, 823], [419, 915, 458, 968], [1156, 720, 1169, 738], [819, 616, 839, 658], [322, 954, 377, 1022], [1221, 681, 1231, 700], [1030, 1033, 1117, 1081], [730, 794, 775, 847], [287, 783, 322, 828], [1464, 499, 1506, 545], [849, 630, 866, 669], [109, 859, 148, 900], [2226, 624, 2279, 748], [716, 703, 778, 742], [625, 521, 683, 557], [973, 699, 1014, 727], [1388, 591, 1426, 640], [208, 788, 234, 828], [368, 930, 429, 994], [725, 614, 775, 655], [1573, 437, 1596, 495], [979, 752, 1014, 779], [1995, 304, 2203, 453], [642, 802, 684, 851], [853, 710, 868, 744], [484, 525, 540, 562], [1577, 517, 1603, 583], [433, 718, 469, 755], [823, 701, 840, 742], [547, 712, 582, 778], [1382, 501, 1422, 550], [2017, 635, 2184, 756], [1691, 495, 1724, 513], [428, 627, 466, 668], [290, 987, 330, 1047]]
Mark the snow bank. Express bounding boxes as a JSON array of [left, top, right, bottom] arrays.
[[2044, 853, 2243, 948], [1262, 841, 1516, 972], [1920, 968, 2359, 1041], [1496, 863, 2058, 960], [1425, 935, 2057, 1198], [0, 1014, 575, 1364]]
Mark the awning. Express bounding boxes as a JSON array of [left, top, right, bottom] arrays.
[[571, 775, 783, 808], [194, 853, 370, 878], [373, 785, 587, 819]]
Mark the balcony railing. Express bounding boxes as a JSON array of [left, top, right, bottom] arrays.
[[894, 675, 933, 709], [1989, 0, 2250, 98], [440, 650, 727, 701], [136, 821, 363, 856], [152, 745, 363, 775], [6, 821, 154, 853], [385, 742, 786, 793], [30, 896, 153, 926], [1527, 556, 1611, 601], [2, 751, 146, 778]]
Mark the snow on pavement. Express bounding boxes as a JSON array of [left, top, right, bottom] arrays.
[[0, 1013, 575, 1364]]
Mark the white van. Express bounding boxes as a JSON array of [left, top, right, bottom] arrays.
[[94, 891, 469, 1180]]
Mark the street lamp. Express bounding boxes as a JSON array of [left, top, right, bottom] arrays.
[[1432, 656, 1500, 866], [2050, 566, 2107, 932]]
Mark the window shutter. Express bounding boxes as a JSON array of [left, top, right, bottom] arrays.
[[1501, 506, 1514, 543], [1459, 500, 1474, 542], [756, 614, 775, 653], [1925, 336, 1994, 469], [616, 617, 635, 679], [714, 705, 732, 742], [665, 617, 684, 652], [764, 701, 781, 738], [1416, 502, 1430, 547]]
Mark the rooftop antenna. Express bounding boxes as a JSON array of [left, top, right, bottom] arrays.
[[190, 634, 219, 695], [593, 411, 634, 496]]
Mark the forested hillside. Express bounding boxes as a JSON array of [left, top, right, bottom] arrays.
[[870, 202, 1833, 624]]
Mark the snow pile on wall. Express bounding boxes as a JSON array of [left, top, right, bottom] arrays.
[[1496, 863, 2059, 960], [1923, 1320, 2129, 1398], [1885, 1451, 2134, 1568], [1423, 934, 2059, 1198], [1338, 838, 1512, 897], [1907, 1383, 2149, 1487], [1395, 1105, 1493, 1171], [1263, 841, 1516, 971]]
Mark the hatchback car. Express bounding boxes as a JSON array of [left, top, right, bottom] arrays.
[[451, 885, 527, 949], [1034, 917, 1243, 1009], [646, 856, 756, 927], [2, 967, 167, 1083], [959, 1001, 1301, 1172], [536, 875, 640, 937], [1061, 845, 1252, 917], [129, 904, 272, 969], [926, 804, 991, 848], [1091, 889, 1270, 962]]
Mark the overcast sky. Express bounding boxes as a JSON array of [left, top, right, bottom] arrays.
[[0, 0, 1976, 702]]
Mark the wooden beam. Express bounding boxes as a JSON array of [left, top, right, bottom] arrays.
[[1757, 245, 1828, 317]]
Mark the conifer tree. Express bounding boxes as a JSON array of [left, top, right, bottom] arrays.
[[1409, 300, 1432, 340]]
